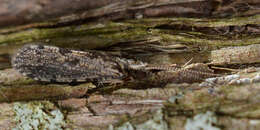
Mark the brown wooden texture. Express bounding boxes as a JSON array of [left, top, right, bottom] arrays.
[[0, 0, 259, 28], [0, 0, 260, 129]]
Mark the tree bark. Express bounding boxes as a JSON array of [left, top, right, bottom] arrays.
[[0, 0, 260, 129], [0, 0, 259, 28]]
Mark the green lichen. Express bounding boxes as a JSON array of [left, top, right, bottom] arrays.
[[110, 109, 168, 130], [128, 14, 260, 27], [207, 14, 260, 27], [13, 101, 66, 130], [185, 111, 220, 130], [1, 14, 259, 53], [135, 109, 168, 130], [0, 21, 150, 51]]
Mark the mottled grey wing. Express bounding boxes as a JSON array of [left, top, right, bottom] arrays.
[[12, 44, 125, 83]]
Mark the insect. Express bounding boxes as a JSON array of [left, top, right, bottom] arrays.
[[12, 44, 221, 86], [11, 44, 130, 84]]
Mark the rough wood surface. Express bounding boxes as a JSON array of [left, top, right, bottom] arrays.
[[1, 0, 259, 28], [0, 0, 260, 129], [0, 69, 94, 102], [211, 44, 260, 65]]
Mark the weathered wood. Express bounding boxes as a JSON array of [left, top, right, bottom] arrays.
[[0, 0, 260, 129], [1, 0, 259, 28], [0, 14, 259, 70], [0, 69, 94, 102], [211, 44, 260, 65]]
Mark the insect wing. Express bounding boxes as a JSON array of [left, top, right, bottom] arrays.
[[12, 45, 124, 83]]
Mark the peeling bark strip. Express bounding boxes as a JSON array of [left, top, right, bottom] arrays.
[[210, 44, 260, 65], [12, 44, 220, 86], [0, 0, 259, 28]]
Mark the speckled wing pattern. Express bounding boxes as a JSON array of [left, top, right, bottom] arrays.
[[12, 44, 126, 83]]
